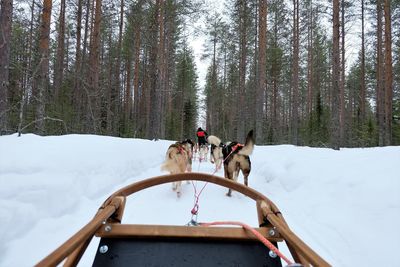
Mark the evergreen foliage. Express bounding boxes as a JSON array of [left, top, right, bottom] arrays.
[[0, 0, 398, 147]]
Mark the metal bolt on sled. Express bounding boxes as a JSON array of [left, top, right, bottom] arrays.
[[269, 250, 277, 258], [99, 245, 108, 254]]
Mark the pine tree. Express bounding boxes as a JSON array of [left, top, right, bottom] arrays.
[[0, 0, 13, 134], [291, 0, 300, 145], [53, 0, 65, 101], [384, 0, 393, 145], [173, 44, 198, 140], [256, 0, 267, 144], [35, 0, 52, 134], [331, 0, 341, 150], [376, 0, 385, 146]]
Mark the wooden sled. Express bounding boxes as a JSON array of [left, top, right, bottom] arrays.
[[35, 173, 330, 267]]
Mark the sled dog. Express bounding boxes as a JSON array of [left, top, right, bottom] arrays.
[[207, 135, 224, 169], [207, 130, 255, 196], [198, 144, 209, 162], [161, 139, 194, 197]]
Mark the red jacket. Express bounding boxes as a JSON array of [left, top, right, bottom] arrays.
[[197, 131, 206, 137]]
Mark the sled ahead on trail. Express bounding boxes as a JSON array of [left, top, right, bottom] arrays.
[[35, 173, 330, 267]]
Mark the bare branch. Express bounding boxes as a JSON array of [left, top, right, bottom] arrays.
[[18, 116, 68, 136]]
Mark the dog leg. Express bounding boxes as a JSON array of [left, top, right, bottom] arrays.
[[186, 165, 192, 172], [226, 188, 232, 197], [233, 169, 239, 182], [224, 165, 232, 197], [227, 169, 239, 197], [175, 181, 182, 197], [241, 159, 251, 187], [244, 174, 249, 186], [215, 158, 220, 170], [177, 184, 181, 197], [242, 168, 250, 186]]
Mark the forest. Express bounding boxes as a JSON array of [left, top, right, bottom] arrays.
[[0, 0, 399, 148]]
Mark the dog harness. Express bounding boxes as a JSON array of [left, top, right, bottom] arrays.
[[232, 143, 244, 152], [177, 145, 186, 155]]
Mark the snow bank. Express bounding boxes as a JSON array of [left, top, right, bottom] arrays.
[[0, 134, 399, 266]]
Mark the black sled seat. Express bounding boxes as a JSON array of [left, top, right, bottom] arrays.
[[92, 224, 283, 267], [93, 236, 282, 266], [35, 173, 330, 267]]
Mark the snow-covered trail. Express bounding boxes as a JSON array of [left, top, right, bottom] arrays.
[[1, 134, 399, 266]]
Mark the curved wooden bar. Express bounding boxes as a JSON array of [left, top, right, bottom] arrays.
[[35, 173, 330, 267], [100, 172, 281, 212]]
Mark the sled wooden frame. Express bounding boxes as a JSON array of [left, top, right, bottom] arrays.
[[35, 173, 330, 267]]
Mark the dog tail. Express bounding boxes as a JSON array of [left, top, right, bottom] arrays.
[[161, 148, 180, 173], [207, 135, 222, 146], [160, 159, 173, 172], [238, 130, 255, 156]]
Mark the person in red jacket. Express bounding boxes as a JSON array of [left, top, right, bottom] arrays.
[[196, 127, 208, 147], [196, 127, 209, 161]]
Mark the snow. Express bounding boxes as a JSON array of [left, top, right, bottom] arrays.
[[0, 133, 399, 267]]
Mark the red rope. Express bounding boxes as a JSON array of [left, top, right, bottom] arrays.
[[191, 145, 240, 215], [199, 221, 294, 266], [190, 143, 243, 217], [189, 146, 295, 265], [190, 181, 208, 215], [212, 144, 237, 173]]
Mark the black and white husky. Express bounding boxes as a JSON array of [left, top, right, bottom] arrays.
[[207, 130, 255, 196]]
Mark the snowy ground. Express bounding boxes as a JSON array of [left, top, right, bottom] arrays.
[[0, 134, 399, 267]]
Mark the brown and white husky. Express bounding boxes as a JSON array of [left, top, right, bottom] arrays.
[[161, 139, 194, 197], [207, 130, 255, 196]]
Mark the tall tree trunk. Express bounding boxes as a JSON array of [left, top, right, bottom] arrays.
[[87, 0, 102, 133], [133, 20, 141, 133], [384, 0, 392, 145], [272, 72, 277, 142], [250, 3, 257, 137], [178, 47, 187, 140], [158, 0, 166, 138], [340, 0, 345, 144], [237, 0, 247, 141], [271, 6, 278, 143], [18, 0, 35, 135], [0, 0, 13, 134], [222, 43, 227, 139], [106, 29, 113, 133], [360, 0, 366, 123], [78, 0, 91, 132], [108, 0, 124, 135], [73, 0, 83, 131], [256, 0, 266, 144], [35, 0, 53, 134], [291, 0, 299, 145], [307, 0, 313, 117], [148, 0, 161, 139], [207, 19, 218, 134], [124, 54, 132, 129], [376, 0, 385, 146], [54, 0, 65, 101], [164, 1, 176, 139], [331, 0, 340, 150]]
